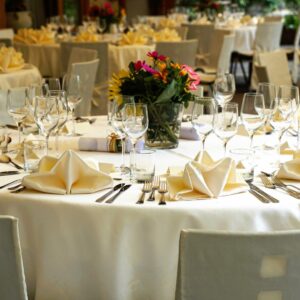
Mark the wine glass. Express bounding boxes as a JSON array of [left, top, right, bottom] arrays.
[[122, 103, 148, 181], [213, 73, 236, 107], [257, 82, 277, 123], [240, 93, 266, 148], [51, 90, 68, 156], [97, 18, 107, 34], [34, 93, 59, 154], [214, 102, 238, 155], [45, 78, 61, 91], [6, 88, 30, 145], [269, 97, 294, 145], [62, 74, 82, 136], [191, 96, 215, 152], [111, 96, 135, 175]]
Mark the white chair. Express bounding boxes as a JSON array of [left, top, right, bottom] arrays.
[[67, 47, 98, 74], [0, 216, 28, 300], [0, 29, 14, 40], [175, 26, 188, 40], [183, 23, 214, 60], [70, 59, 99, 116], [292, 24, 300, 83], [256, 51, 293, 86], [155, 39, 198, 67], [176, 229, 300, 300]]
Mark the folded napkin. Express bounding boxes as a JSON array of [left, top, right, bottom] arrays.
[[192, 17, 212, 25], [280, 141, 296, 155], [74, 32, 100, 42], [22, 150, 113, 194], [276, 158, 300, 181], [167, 151, 248, 200], [14, 27, 55, 45], [153, 28, 181, 42], [179, 123, 200, 140], [240, 15, 253, 25], [118, 32, 148, 46], [0, 47, 24, 72], [158, 18, 177, 29]]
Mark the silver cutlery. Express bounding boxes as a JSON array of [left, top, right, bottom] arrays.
[[75, 117, 97, 124], [272, 177, 300, 192], [148, 176, 159, 201], [249, 189, 270, 203], [136, 181, 151, 204], [95, 183, 125, 203], [10, 186, 26, 193], [158, 181, 167, 205], [8, 183, 23, 190], [271, 177, 300, 199], [105, 184, 131, 204], [259, 173, 275, 189], [248, 182, 279, 203], [0, 179, 22, 189]]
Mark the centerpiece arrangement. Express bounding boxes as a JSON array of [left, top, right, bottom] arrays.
[[109, 51, 200, 149]]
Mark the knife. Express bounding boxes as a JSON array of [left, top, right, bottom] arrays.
[[105, 184, 131, 204], [95, 183, 125, 203], [0, 171, 20, 176], [248, 182, 279, 203]]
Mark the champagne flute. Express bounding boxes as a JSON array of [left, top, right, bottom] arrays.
[[213, 73, 236, 107], [6, 88, 30, 145], [111, 96, 135, 175], [122, 103, 148, 181], [240, 93, 266, 148], [191, 96, 215, 152], [34, 94, 59, 154], [214, 102, 238, 155], [62, 74, 82, 136]]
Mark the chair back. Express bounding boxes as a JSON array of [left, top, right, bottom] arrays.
[[264, 16, 283, 22], [254, 65, 269, 83], [0, 29, 14, 39], [67, 47, 98, 73], [217, 34, 235, 74], [175, 26, 188, 40], [155, 39, 198, 67], [258, 51, 292, 86], [183, 24, 214, 55], [255, 22, 283, 52], [61, 41, 108, 85], [292, 24, 300, 83], [70, 59, 99, 116], [176, 229, 300, 300], [0, 216, 27, 300]]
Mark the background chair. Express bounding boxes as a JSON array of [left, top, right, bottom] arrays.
[[70, 59, 99, 116], [0, 216, 27, 300], [176, 229, 300, 300], [67, 47, 98, 74], [256, 51, 292, 86], [155, 39, 198, 67], [175, 26, 188, 40]]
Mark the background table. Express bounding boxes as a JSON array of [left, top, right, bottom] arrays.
[[0, 64, 42, 89], [0, 119, 299, 300]]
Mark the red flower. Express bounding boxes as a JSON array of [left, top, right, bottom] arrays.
[[134, 60, 144, 71], [147, 51, 167, 61]]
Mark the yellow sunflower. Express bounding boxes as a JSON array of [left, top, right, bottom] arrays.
[[108, 69, 129, 105]]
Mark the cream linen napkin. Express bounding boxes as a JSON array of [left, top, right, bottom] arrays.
[[153, 28, 181, 42], [276, 158, 300, 181], [118, 32, 147, 46], [74, 32, 100, 42], [14, 28, 55, 45], [167, 151, 248, 200], [158, 18, 177, 29], [22, 150, 113, 194], [0, 47, 25, 72]]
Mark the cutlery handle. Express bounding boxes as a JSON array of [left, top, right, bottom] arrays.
[[105, 190, 122, 204], [137, 192, 146, 204], [249, 183, 279, 203], [96, 190, 115, 203], [249, 189, 269, 203]]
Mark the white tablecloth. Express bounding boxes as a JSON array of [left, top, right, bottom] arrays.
[[0, 118, 300, 300], [0, 64, 42, 89]]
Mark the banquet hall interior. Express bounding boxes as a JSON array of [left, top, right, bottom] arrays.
[[1, 0, 300, 299]]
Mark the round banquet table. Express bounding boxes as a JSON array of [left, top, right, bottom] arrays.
[[0, 117, 300, 300], [0, 64, 42, 90]]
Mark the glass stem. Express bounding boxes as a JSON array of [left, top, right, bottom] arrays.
[[72, 108, 76, 136], [55, 129, 59, 157], [121, 137, 126, 168], [130, 140, 137, 181], [45, 135, 49, 155], [250, 132, 254, 148], [224, 139, 228, 156], [17, 121, 22, 145]]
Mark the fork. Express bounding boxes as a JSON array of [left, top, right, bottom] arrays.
[[259, 174, 275, 189], [148, 176, 159, 201], [272, 177, 300, 199], [136, 181, 152, 204], [273, 177, 300, 192], [158, 181, 168, 205]]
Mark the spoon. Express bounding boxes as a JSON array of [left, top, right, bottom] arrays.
[[0, 154, 23, 169]]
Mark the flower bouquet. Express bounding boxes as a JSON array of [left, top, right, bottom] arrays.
[[109, 51, 200, 149]]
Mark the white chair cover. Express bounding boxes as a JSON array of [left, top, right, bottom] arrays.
[[257, 51, 292, 86], [0, 216, 27, 300], [175, 26, 188, 40], [217, 34, 235, 74], [0, 29, 14, 39], [70, 59, 99, 116], [176, 229, 300, 300], [292, 24, 300, 83], [155, 39, 198, 67], [67, 47, 98, 74]]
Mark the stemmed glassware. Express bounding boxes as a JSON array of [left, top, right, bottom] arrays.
[[213, 73, 236, 107], [111, 96, 135, 175], [122, 103, 148, 181], [214, 102, 238, 155], [191, 96, 215, 152], [45, 78, 61, 91], [6, 88, 30, 145], [62, 74, 82, 136], [257, 82, 276, 124], [240, 93, 266, 148], [34, 92, 59, 154], [96, 17, 107, 34]]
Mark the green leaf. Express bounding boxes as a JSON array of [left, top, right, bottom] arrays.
[[155, 80, 176, 103]]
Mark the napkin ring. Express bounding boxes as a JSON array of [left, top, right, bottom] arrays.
[[107, 133, 122, 153]]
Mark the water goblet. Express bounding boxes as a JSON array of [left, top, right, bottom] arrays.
[[213, 73, 236, 107]]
